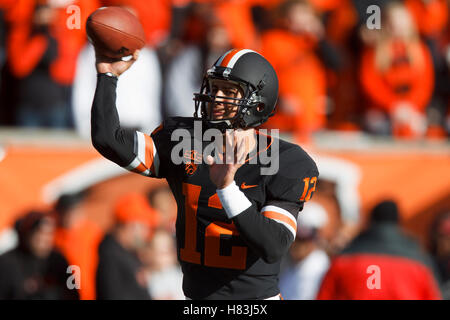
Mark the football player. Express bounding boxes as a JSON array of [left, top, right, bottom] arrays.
[[91, 48, 319, 299]]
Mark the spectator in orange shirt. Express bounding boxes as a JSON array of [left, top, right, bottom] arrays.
[[405, 0, 448, 40], [53, 191, 103, 300], [359, 1, 434, 138], [259, 0, 333, 141], [158, 0, 261, 71], [211, 0, 259, 50], [170, 0, 260, 49], [6, 0, 98, 128]]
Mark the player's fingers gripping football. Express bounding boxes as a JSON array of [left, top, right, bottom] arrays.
[[95, 49, 140, 77]]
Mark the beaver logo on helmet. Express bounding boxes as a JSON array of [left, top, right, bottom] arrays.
[[193, 49, 279, 130]]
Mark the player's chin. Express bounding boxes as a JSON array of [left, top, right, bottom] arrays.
[[209, 110, 226, 120], [212, 114, 226, 120]]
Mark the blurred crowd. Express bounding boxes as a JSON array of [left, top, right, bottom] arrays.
[[0, 183, 449, 300], [281, 199, 449, 300], [0, 185, 184, 300], [0, 0, 449, 140], [0, 0, 449, 301]]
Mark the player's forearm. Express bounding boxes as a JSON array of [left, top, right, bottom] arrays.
[[233, 206, 294, 264], [91, 73, 134, 167], [217, 182, 294, 263]]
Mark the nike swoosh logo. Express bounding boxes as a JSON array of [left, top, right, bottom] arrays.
[[241, 182, 258, 189]]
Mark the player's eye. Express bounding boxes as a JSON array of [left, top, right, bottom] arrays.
[[211, 84, 234, 93], [218, 89, 237, 97], [226, 89, 239, 96]]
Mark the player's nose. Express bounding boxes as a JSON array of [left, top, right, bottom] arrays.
[[215, 89, 227, 98]]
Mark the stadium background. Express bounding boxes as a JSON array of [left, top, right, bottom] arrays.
[[0, 0, 449, 300]]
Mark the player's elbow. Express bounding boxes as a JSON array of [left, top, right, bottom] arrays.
[[91, 130, 119, 163], [260, 242, 288, 264], [91, 132, 109, 154], [91, 123, 118, 153], [260, 233, 292, 264], [91, 129, 133, 168], [261, 250, 283, 264]]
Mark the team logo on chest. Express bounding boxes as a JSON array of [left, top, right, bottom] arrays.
[[183, 150, 202, 175]]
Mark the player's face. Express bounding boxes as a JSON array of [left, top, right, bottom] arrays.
[[207, 79, 243, 120]]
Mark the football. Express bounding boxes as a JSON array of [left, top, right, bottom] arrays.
[[86, 6, 146, 59]]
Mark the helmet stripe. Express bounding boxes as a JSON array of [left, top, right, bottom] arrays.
[[218, 49, 240, 67], [216, 49, 258, 69], [225, 49, 256, 68]]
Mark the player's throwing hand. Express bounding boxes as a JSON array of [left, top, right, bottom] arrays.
[[95, 49, 140, 77]]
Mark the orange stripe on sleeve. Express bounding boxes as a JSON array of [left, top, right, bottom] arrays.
[[131, 162, 148, 174], [262, 211, 297, 232]]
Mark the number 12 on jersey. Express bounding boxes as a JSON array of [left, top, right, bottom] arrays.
[[300, 177, 317, 202], [180, 183, 247, 270]]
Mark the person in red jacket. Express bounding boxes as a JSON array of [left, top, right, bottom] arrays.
[[317, 200, 442, 300]]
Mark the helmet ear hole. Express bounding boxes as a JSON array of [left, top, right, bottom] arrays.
[[256, 104, 265, 112]]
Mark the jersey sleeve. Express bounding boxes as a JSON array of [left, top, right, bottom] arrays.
[[230, 198, 301, 264], [260, 200, 301, 240], [91, 73, 165, 178]]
